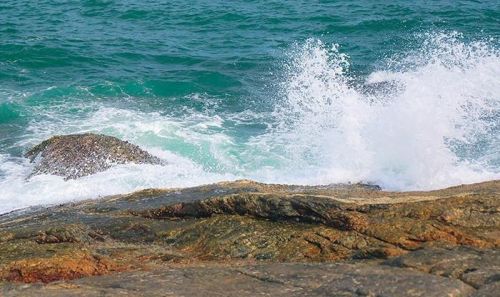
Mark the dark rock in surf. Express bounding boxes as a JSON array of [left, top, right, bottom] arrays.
[[25, 133, 163, 180], [361, 80, 404, 98]]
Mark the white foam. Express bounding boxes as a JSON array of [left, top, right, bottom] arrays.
[[0, 105, 240, 213], [255, 33, 500, 189], [0, 151, 236, 214], [0, 32, 499, 213]]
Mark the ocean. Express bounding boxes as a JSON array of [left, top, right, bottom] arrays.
[[0, 0, 499, 213]]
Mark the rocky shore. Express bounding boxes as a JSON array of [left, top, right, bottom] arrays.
[[0, 134, 498, 296]]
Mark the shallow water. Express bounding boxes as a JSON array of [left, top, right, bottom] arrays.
[[0, 1, 499, 213]]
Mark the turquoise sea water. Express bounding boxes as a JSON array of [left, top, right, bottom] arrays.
[[0, 1, 499, 212]]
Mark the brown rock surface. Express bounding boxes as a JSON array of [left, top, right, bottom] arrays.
[[385, 247, 500, 289], [1, 252, 121, 283], [0, 179, 498, 296], [1, 262, 475, 297]]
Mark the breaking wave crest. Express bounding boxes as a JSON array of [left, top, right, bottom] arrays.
[[0, 32, 499, 213], [258, 32, 500, 189]]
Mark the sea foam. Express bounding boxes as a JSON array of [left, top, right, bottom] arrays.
[[0, 32, 498, 213], [257, 32, 500, 189]]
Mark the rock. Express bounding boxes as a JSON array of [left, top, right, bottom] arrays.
[[1, 252, 121, 284], [0, 262, 474, 297], [385, 247, 500, 289], [25, 133, 163, 180], [137, 180, 499, 254], [0, 179, 499, 296], [361, 80, 404, 97], [472, 282, 500, 297], [138, 193, 371, 231], [34, 225, 105, 244]]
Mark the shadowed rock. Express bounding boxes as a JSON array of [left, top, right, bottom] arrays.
[[25, 133, 163, 180]]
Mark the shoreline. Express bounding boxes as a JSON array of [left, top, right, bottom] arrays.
[[1, 179, 499, 296], [2, 178, 498, 217]]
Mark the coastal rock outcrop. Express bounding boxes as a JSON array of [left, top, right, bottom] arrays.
[[0, 180, 498, 296], [24, 133, 163, 180], [1, 261, 477, 297]]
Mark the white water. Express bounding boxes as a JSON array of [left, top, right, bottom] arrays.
[[1, 32, 499, 213], [259, 33, 500, 189]]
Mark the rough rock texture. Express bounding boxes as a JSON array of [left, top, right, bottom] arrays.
[[0, 179, 499, 296], [1, 262, 475, 297], [25, 133, 163, 179], [385, 247, 500, 289]]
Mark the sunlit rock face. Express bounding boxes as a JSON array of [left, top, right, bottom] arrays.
[[0, 180, 498, 297], [25, 133, 163, 180]]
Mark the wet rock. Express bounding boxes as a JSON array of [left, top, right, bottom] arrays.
[[137, 180, 499, 253], [385, 247, 500, 289], [35, 225, 105, 244], [361, 80, 405, 98], [472, 282, 500, 297], [25, 133, 163, 180], [0, 262, 474, 297], [0, 252, 121, 284], [138, 193, 370, 231], [0, 180, 498, 295]]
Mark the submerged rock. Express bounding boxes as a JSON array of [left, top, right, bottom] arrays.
[[25, 133, 163, 180]]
